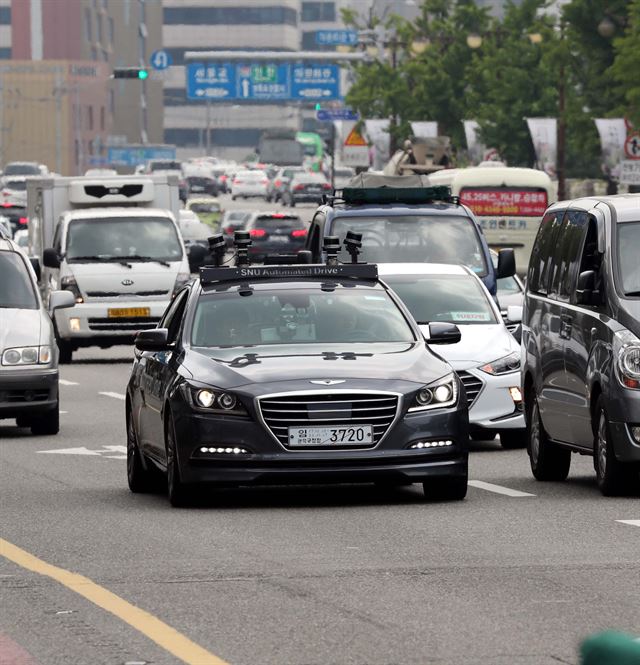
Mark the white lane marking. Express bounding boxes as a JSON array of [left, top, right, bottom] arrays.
[[469, 480, 536, 497], [99, 391, 126, 401], [617, 520, 640, 528], [38, 445, 126, 458], [38, 446, 101, 456], [59, 379, 78, 386]]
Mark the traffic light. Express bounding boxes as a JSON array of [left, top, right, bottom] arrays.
[[112, 67, 149, 80]]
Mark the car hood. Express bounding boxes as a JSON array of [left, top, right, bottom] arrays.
[[68, 262, 183, 295], [184, 342, 451, 392], [420, 323, 517, 367], [0, 308, 49, 352], [617, 299, 640, 338]]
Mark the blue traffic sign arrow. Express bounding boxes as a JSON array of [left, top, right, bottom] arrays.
[[150, 49, 172, 71], [316, 108, 360, 122]]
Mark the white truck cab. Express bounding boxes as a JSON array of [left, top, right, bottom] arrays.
[[28, 174, 194, 363]]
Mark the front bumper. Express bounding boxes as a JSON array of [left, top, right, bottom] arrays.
[[0, 368, 58, 419], [170, 399, 469, 486], [55, 299, 170, 345], [606, 389, 640, 463], [460, 368, 524, 431]]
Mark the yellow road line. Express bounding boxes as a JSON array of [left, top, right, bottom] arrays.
[[0, 538, 228, 665]]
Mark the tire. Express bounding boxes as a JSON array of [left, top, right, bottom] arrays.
[[423, 474, 468, 501], [231, 195, 236, 201], [593, 397, 638, 496], [499, 429, 527, 449], [127, 407, 158, 493], [527, 394, 570, 481], [57, 340, 73, 365], [30, 402, 60, 435], [470, 431, 496, 442], [165, 414, 192, 507], [290, 200, 296, 207]]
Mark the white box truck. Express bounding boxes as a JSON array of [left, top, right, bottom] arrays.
[[27, 174, 201, 363]]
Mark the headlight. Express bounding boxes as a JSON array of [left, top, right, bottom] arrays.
[[186, 385, 247, 415], [614, 331, 640, 389], [173, 272, 191, 298], [479, 352, 520, 375], [60, 275, 84, 303], [2, 345, 52, 366], [408, 373, 458, 412]]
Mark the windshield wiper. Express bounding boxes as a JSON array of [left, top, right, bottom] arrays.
[[67, 255, 133, 267]]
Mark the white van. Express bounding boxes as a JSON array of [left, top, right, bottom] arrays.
[[428, 165, 555, 273]]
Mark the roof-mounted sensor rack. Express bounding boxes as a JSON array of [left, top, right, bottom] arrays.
[[200, 263, 378, 285], [340, 185, 455, 206]]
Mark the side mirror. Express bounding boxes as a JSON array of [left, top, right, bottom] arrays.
[[43, 248, 60, 269], [135, 328, 171, 352], [496, 248, 516, 279], [29, 257, 41, 282], [426, 322, 462, 345], [576, 270, 596, 305], [49, 290, 75, 311], [506, 305, 523, 324]]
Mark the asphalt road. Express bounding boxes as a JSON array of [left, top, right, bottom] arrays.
[[1, 195, 639, 665]]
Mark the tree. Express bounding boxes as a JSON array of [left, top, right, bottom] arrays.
[[609, 0, 640, 128]]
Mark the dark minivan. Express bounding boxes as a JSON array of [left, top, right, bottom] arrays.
[[522, 194, 640, 495]]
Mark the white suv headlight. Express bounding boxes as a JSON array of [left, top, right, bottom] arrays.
[[408, 373, 458, 412], [614, 331, 640, 390], [2, 345, 52, 366], [479, 352, 521, 375]]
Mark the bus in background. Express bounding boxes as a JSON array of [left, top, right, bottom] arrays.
[[296, 132, 324, 172], [428, 164, 555, 273]]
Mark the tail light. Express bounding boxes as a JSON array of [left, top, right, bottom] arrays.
[[322, 183, 331, 190], [275, 179, 282, 187], [19, 217, 28, 225], [220, 175, 227, 182], [294, 184, 305, 191], [234, 179, 242, 184], [250, 229, 266, 238], [291, 229, 307, 238], [224, 226, 234, 235]]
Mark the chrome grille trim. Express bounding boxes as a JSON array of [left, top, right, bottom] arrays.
[[86, 290, 169, 298], [256, 390, 402, 451], [88, 316, 160, 332], [456, 371, 484, 409]]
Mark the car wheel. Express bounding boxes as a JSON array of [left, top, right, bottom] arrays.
[[231, 195, 236, 201], [30, 401, 60, 436], [499, 429, 527, 449], [527, 394, 570, 481], [165, 413, 192, 507], [57, 340, 73, 364], [127, 407, 158, 493], [594, 397, 638, 496], [423, 473, 468, 501]]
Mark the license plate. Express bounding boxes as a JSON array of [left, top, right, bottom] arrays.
[[191, 185, 204, 192], [269, 235, 290, 244], [108, 307, 150, 318], [288, 425, 373, 447]]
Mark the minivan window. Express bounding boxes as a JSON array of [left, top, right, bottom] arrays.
[[528, 211, 564, 294], [549, 211, 588, 301], [331, 215, 488, 276], [66, 217, 183, 263], [618, 222, 640, 296], [0, 253, 38, 309]]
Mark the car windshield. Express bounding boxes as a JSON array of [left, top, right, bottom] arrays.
[[331, 215, 488, 277], [253, 215, 303, 229], [3, 180, 27, 191], [66, 217, 183, 262], [191, 287, 415, 347], [0, 252, 37, 309], [383, 274, 497, 325], [618, 222, 640, 296], [4, 164, 39, 176]]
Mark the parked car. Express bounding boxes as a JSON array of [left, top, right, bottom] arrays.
[[220, 210, 251, 248], [243, 212, 307, 262], [231, 170, 269, 200], [0, 238, 75, 434], [282, 173, 331, 206], [380, 263, 525, 447], [522, 194, 640, 495]]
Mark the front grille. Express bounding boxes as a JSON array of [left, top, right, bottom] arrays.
[[456, 371, 484, 409], [88, 316, 160, 332], [258, 392, 399, 449], [0, 389, 50, 404], [85, 290, 168, 298]]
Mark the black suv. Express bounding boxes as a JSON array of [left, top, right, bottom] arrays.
[[522, 194, 640, 495]]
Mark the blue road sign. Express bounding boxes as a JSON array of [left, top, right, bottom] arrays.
[[150, 49, 172, 71], [291, 64, 340, 101], [315, 30, 358, 46], [107, 145, 176, 167], [186, 62, 342, 102], [187, 63, 236, 100], [316, 108, 360, 122]]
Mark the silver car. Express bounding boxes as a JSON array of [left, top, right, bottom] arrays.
[[0, 239, 74, 434]]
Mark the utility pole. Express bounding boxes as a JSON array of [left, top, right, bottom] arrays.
[[205, 101, 212, 154], [557, 22, 566, 200], [54, 70, 63, 175]]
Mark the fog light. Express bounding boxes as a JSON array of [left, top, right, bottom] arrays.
[[409, 439, 453, 449], [196, 389, 215, 408], [69, 318, 81, 332], [509, 386, 523, 403], [631, 426, 640, 443]]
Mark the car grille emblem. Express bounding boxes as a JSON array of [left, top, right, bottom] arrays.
[[309, 379, 346, 386], [121, 279, 134, 286]]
